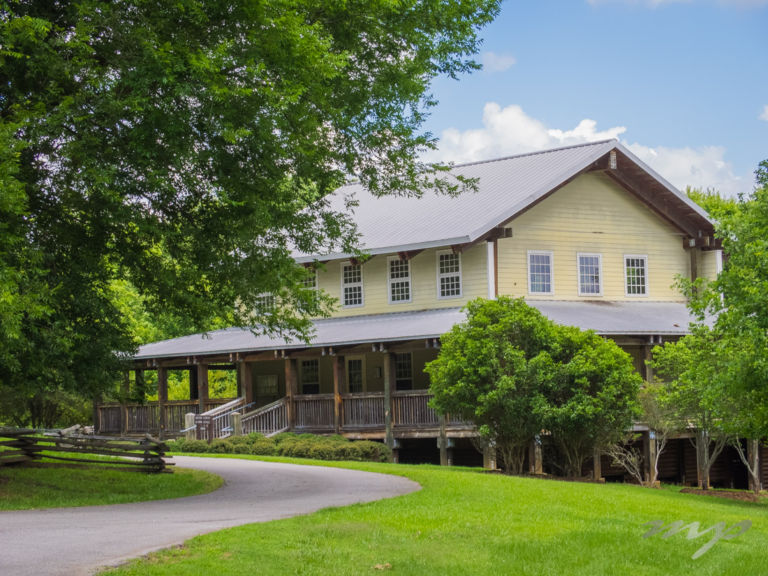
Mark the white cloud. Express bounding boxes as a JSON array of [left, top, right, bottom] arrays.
[[480, 52, 516, 73], [760, 105, 768, 121], [425, 102, 747, 196]]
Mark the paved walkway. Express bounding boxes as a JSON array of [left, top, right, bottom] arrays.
[[0, 456, 419, 576]]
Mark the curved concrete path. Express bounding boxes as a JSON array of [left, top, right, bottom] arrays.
[[0, 456, 419, 576]]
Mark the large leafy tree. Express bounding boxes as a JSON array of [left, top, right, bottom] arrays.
[[426, 298, 641, 476], [0, 0, 501, 426]]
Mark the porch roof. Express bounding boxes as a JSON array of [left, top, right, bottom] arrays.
[[134, 301, 701, 361]]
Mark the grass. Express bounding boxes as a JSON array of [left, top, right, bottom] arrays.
[[0, 464, 222, 510], [102, 454, 767, 576]]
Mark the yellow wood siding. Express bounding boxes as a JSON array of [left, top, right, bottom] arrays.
[[698, 249, 719, 282], [497, 172, 691, 301], [317, 244, 488, 317]]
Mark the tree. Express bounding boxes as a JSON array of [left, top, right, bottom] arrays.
[[426, 297, 641, 476], [0, 1, 501, 425], [533, 326, 642, 477], [649, 330, 734, 490], [425, 298, 556, 473]]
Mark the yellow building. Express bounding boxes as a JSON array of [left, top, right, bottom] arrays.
[[111, 140, 720, 466]]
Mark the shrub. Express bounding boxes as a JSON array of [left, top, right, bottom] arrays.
[[167, 433, 388, 462]]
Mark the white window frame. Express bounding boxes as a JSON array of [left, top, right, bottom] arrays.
[[345, 356, 365, 394], [436, 250, 462, 299], [341, 261, 364, 308], [302, 268, 318, 290], [527, 250, 554, 295], [387, 256, 412, 304], [577, 253, 603, 297], [624, 254, 649, 297]]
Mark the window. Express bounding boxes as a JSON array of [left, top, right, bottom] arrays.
[[528, 251, 553, 295], [255, 293, 276, 312], [346, 358, 364, 393], [300, 359, 320, 395], [341, 262, 363, 307], [388, 257, 412, 303], [394, 353, 413, 391], [625, 255, 648, 296], [578, 253, 602, 296], [437, 251, 462, 298], [302, 269, 318, 290], [255, 374, 278, 397]]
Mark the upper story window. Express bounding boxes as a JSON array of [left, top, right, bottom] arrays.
[[341, 262, 363, 307], [437, 251, 462, 298], [255, 293, 276, 312], [300, 359, 320, 395], [302, 268, 318, 290], [528, 251, 554, 295], [394, 352, 413, 391], [625, 255, 648, 296], [578, 253, 602, 296], [388, 257, 412, 303]]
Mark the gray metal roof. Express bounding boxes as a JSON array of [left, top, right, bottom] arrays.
[[135, 301, 699, 360], [296, 140, 712, 262]]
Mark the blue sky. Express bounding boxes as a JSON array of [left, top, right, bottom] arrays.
[[423, 0, 768, 197]]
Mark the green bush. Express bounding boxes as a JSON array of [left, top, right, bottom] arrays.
[[167, 433, 388, 462]]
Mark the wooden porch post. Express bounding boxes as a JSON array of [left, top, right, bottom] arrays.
[[157, 366, 168, 439], [189, 366, 199, 401], [333, 355, 343, 434], [121, 371, 130, 436], [644, 430, 658, 485], [196, 363, 209, 412], [285, 358, 298, 430], [383, 352, 395, 452], [239, 361, 253, 404]]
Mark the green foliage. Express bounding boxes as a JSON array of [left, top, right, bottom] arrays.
[[0, 1, 501, 425], [675, 160, 768, 441], [685, 186, 739, 220], [427, 297, 641, 476], [168, 433, 389, 462]]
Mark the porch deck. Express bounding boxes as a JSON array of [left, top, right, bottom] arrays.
[[96, 390, 475, 441]]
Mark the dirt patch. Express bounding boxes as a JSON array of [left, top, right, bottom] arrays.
[[680, 488, 765, 503]]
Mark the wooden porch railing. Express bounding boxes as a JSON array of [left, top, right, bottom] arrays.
[[242, 398, 288, 436], [195, 397, 247, 441], [342, 392, 385, 429], [294, 394, 335, 431], [392, 390, 441, 428], [96, 399, 234, 435]]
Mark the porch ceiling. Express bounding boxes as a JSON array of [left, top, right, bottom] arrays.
[[134, 301, 705, 362]]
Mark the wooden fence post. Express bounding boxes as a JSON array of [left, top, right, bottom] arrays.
[[185, 413, 196, 441], [232, 412, 243, 437]]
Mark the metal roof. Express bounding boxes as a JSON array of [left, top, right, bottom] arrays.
[[296, 140, 712, 262], [135, 301, 699, 361]]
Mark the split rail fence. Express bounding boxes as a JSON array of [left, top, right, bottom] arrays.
[[0, 428, 171, 473]]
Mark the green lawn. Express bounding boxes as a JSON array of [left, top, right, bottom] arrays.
[[102, 455, 766, 576], [0, 464, 222, 510]]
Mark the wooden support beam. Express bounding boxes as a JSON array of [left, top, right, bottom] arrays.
[[333, 355, 343, 433], [397, 249, 423, 261], [157, 367, 168, 439], [285, 358, 298, 431], [196, 363, 209, 413], [239, 362, 253, 404], [121, 372, 130, 436], [189, 366, 199, 401], [383, 352, 395, 452]]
